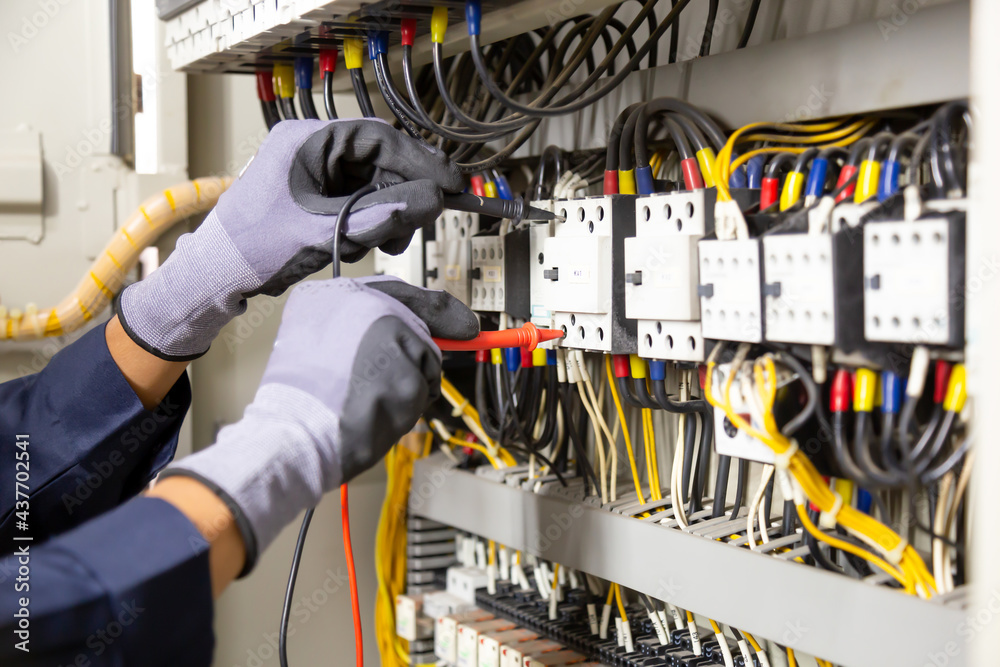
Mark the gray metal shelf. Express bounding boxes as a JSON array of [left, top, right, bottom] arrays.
[[409, 454, 968, 667]]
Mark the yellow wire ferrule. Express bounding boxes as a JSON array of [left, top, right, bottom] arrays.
[[696, 147, 717, 188], [854, 368, 877, 413], [629, 354, 647, 379], [490, 348, 503, 365], [273, 63, 295, 99], [618, 169, 637, 195], [430, 7, 449, 44], [779, 171, 805, 211], [943, 364, 967, 412], [343, 37, 364, 70], [483, 180, 498, 198], [532, 347, 548, 367], [854, 159, 881, 203]]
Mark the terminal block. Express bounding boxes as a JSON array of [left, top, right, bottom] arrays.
[[709, 363, 776, 465], [626, 191, 714, 362], [863, 214, 965, 347], [697, 240, 764, 344], [426, 210, 479, 306], [542, 196, 636, 353]]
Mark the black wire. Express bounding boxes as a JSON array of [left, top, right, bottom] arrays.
[[279, 96, 298, 120], [561, 387, 600, 495], [372, 57, 427, 141], [298, 88, 320, 120], [737, 0, 762, 48], [711, 454, 731, 518], [323, 71, 339, 120], [279, 507, 314, 667], [280, 181, 384, 667], [730, 458, 748, 521], [805, 507, 843, 573], [261, 99, 281, 130], [350, 68, 376, 118], [700, 0, 720, 57]]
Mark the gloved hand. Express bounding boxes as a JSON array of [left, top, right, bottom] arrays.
[[117, 119, 463, 360], [160, 276, 478, 573]]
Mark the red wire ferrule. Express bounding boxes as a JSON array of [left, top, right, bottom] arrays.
[[760, 176, 779, 211], [520, 347, 534, 368], [933, 360, 952, 404], [835, 164, 859, 203], [255, 70, 276, 102], [400, 18, 417, 47], [613, 355, 631, 379], [681, 157, 704, 190], [603, 170, 619, 195], [470, 175, 486, 197], [830, 369, 851, 413], [319, 48, 338, 74]]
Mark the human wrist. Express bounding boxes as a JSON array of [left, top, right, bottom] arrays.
[[163, 383, 343, 569], [116, 210, 260, 360], [146, 476, 246, 597]]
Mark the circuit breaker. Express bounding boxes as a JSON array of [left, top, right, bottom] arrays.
[[863, 215, 965, 347], [626, 190, 712, 362], [426, 210, 479, 306], [697, 239, 764, 344], [542, 196, 636, 353]]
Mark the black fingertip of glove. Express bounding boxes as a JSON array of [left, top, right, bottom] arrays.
[[364, 279, 480, 341]]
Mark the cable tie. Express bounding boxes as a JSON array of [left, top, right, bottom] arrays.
[[772, 440, 799, 470], [819, 492, 843, 530], [885, 537, 908, 565], [450, 398, 470, 418]]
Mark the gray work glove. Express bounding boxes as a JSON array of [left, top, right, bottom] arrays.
[[160, 276, 478, 573], [117, 119, 464, 360]]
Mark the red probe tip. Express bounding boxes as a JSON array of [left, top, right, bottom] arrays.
[[434, 322, 564, 352]]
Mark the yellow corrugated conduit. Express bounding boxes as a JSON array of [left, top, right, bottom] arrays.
[[0, 176, 231, 340]]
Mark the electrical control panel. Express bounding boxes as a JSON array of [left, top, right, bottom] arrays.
[[543, 196, 636, 353], [863, 216, 965, 347], [697, 239, 764, 344], [427, 210, 479, 306], [627, 191, 712, 362]]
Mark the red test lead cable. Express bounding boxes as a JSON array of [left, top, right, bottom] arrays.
[[433, 322, 564, 351], [342, 486, 363, 667]]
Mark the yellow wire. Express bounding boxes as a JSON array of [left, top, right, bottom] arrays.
[[786, 647, 797, 667], [613, 583, 628, 622], [705, 353, 934, 596], [606, 356, 644, 504], [605, 584, 616, 606], [644, 408, 661, 496], [744, 631, 762, 652], [641, 409, 661, 501]]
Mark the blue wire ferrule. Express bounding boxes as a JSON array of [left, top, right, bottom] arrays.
[[746, 154, 766, 189], [805, 157, 828, 199], [367, 31, 388, 60], [728, 165, 747, 189], [857, 488, 873, 514], [547, 349, 557, 366], [465, 0, 482, 35], [504, 347, 520, 373], [294, 57, 314, 90], [636, 165, 655, 195], [879, 159, 901, 201], [495, 174, 513, 200], [881, 370, 902, 414], [649, 360, 667, 382]]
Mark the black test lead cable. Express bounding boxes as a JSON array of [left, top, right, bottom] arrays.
[[279, 182, 381, 667]]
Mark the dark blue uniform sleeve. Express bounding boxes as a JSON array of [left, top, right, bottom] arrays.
[[0, 323, 192, 545], [0, 497, 214, 666]]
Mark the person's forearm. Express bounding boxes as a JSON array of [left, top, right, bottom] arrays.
[[106, 315, 189, 409], [146, 476, 246, 598]]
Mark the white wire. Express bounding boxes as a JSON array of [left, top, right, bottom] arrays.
[[577, 350, 618, 501], [747, 465, 774, 550]]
